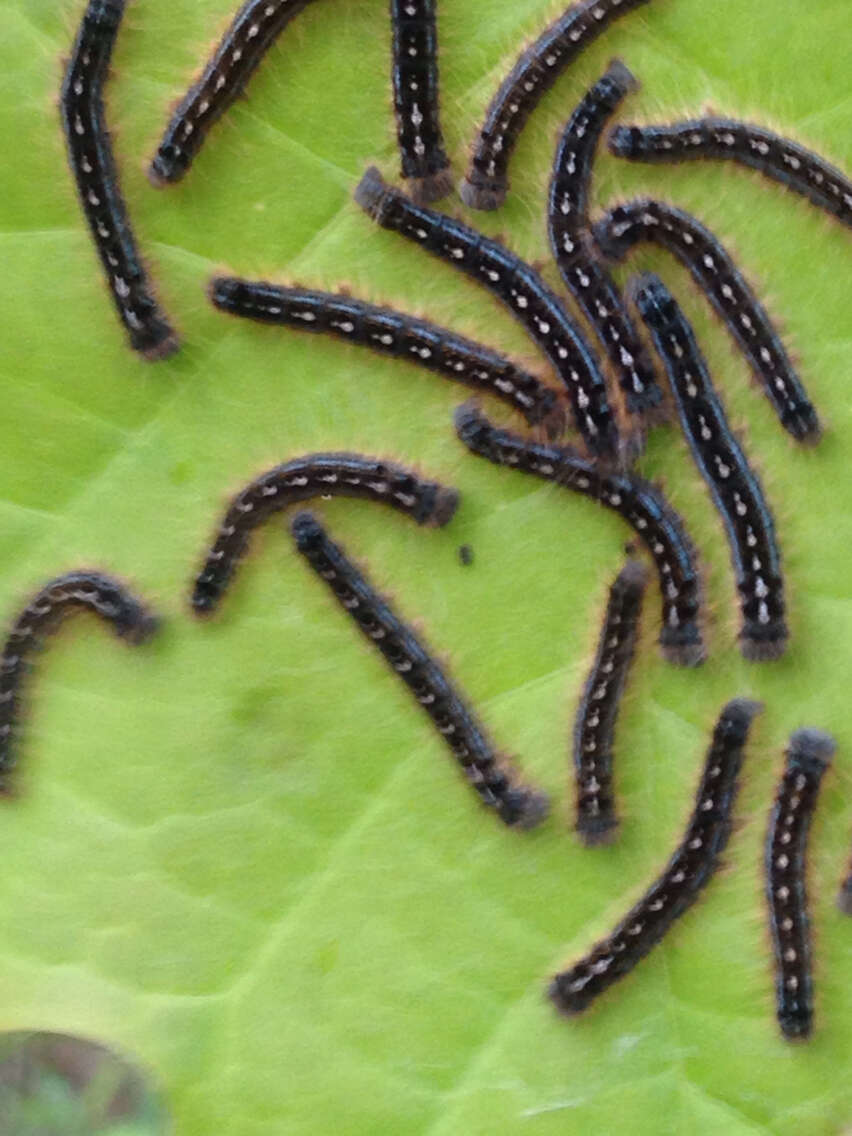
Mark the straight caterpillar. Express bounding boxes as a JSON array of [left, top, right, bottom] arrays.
[[390, 0, 452, 204], [765, 728, 835, 1040], [632, 273, 787, 661], [608, 117, 852, 230], [61, 0, 178, 358], [291, 510, 549, 827], [573, 557, 647, 845], [551, 698, 761, 1015]]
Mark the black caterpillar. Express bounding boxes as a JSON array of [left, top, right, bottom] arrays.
[[573, 558, 647, 845], [192, 454, 458, 614], [61, 0, 178, 358], [633, 273, 787, 661], [0, 571, 159, 793], [551, 698, 761, 1015], [291, 510, 549, 828], [210, 276, 564, 433], [355, 166, 621, 462], [454, 404, 704, 666]]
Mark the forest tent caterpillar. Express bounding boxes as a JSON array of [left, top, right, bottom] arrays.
[[765, 728, 835, 1040], [608, 118, 852, 230], [459, 0, 654, 211], [632, 273, 787, 662], [594, 198, 820, 442], [0, 570, 159, 794], [454, 403, 704, 666], [61, 0, 178, 359], [390, 0, 452, 204], [210, 276, 565, 434], [548, 61, 663, 420], [355, 167, 621, 462], [192, 454, 459, 615], [550, 60, 638, 232], [573, 557, 647, 845], [551, 697, 762, 1015], [148, 0, 317, 186], [290, 510, 549, 828]]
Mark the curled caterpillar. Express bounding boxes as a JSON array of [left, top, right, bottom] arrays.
[[454, 403, 704, 666], [192, 454, 459, 614], [0, 570, 159, 793]]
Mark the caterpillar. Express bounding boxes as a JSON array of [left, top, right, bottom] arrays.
[[390, 0, 452, 204], [0, 570, 159, 793], [632, 273, 787, 661], [594, 198, 820, 442], [608, 117, 852, 230], [290, 510, 549, 828], [459, 0, 654, 211], [454, 403, 704, 666], [548, 61, 663, 419], [550, 59, 637, 231], [210, 276, 565, 434], [573, 557, 647, 845], [148, 0, 317, 185], [355, 167, 621, 462], [765, 728, 835, 1040], [61, 0, 178, 359], [550, 697, 762, 1015], [192, 454, 459, 614]]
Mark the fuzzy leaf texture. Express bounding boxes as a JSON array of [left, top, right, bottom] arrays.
[[0, 0, 850, 1132]]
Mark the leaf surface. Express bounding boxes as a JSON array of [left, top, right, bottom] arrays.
[[0, 0, 850, 1132]]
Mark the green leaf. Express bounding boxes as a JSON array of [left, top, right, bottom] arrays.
[[1, 0, 850, 1132]]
